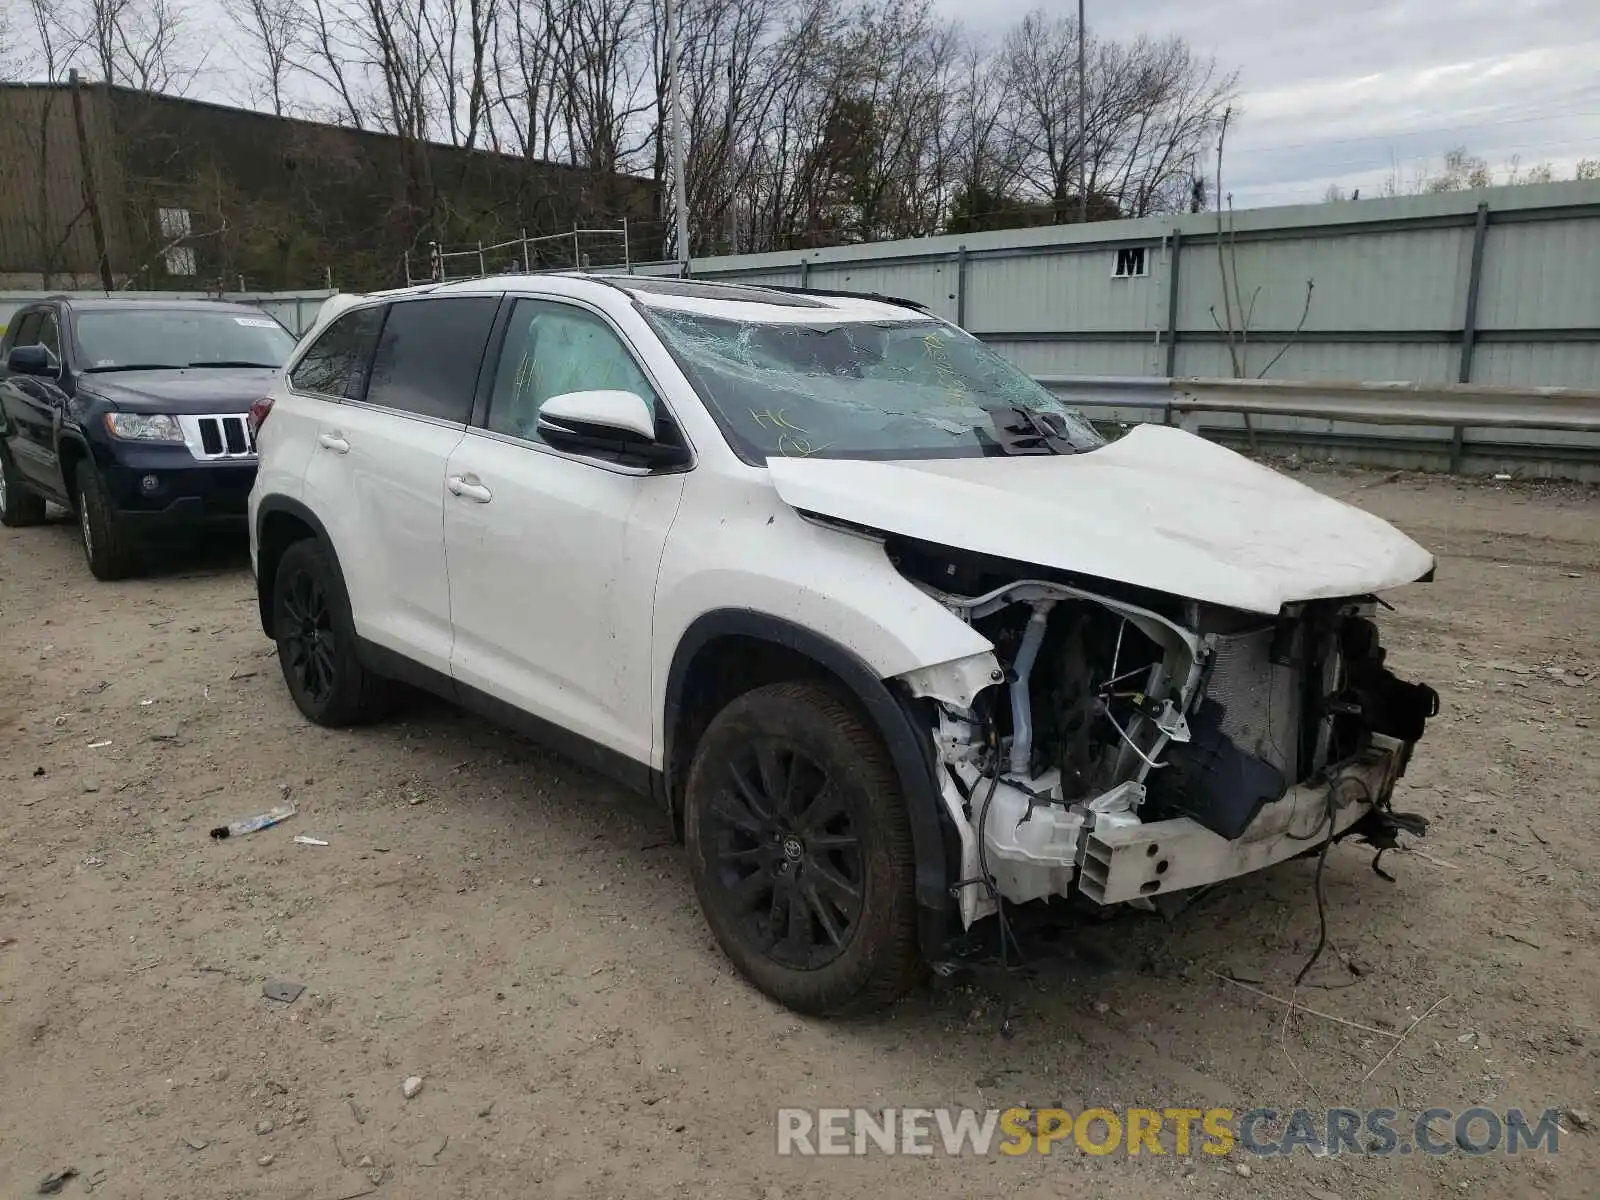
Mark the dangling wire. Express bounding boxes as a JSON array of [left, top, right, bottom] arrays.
[[976, 716, 1026, 969]]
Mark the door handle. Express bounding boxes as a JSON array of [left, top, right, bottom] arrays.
[[447, 474, 492, 504], [318, 432, 350, 454]]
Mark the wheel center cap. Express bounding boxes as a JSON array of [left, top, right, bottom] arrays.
[[781, 836, 804, 863]]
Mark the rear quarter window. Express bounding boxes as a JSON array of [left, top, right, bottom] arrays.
[[289, 306, 384, 399]]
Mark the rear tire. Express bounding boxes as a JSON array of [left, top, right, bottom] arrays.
[[683, 681, 922, 1016], [76, 464, 138, 580], [0, 440, 47, 527], [272, 538, 390, 726]]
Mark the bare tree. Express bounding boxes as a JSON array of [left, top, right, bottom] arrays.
[[222, 0, 302, 115], [81, 0, 202, 93]]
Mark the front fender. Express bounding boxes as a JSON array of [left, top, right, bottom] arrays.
[[652, 484, 998, 955]]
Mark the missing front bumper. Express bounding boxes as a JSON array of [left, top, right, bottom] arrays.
[[1076, 734, 1407, 905]]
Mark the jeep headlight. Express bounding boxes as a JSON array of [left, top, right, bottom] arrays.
[[105, 412, 184, 442]]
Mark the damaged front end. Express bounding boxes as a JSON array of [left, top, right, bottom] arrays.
[[890, 539, 1440, 931]]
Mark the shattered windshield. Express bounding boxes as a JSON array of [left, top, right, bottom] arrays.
[[643, 309, 1104, 462]]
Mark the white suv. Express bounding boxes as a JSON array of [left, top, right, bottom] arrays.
[[248, 274, 1440, 1014]]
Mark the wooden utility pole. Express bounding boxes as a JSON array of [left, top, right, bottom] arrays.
[[68, 69, 115, 292]]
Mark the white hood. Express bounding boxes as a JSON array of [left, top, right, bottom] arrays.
[[766, 425, 1435, 615]]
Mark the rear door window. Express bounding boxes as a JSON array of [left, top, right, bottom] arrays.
[[289, 306, 383, 399], [363, 297, 499, 424]]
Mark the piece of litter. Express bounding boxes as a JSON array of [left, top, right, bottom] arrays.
[[37, 1169, 78, 1195], [263, 979, 306, 1004], [415, 1134, 449, 1166], [1492, 473, 1512, 481], [87, 740, 112, 749], [140, 699, 155, 706], [402, 1075, 424, 1099], [211, 804, 295, 839], [293, 835, 330, 847]]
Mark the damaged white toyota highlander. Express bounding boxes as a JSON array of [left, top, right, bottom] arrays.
[[250, 273, 1440, 1016]]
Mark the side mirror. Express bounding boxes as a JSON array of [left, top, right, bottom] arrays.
[[536, 389, 688, 467], [7, 344, 59, 377]]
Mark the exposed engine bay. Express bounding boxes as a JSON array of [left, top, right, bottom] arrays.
[[888, 535, 1441, 928]]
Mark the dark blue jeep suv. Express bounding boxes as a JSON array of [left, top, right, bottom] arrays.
[[0, 297, 296, 579]]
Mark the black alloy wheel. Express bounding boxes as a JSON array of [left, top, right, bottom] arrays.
[[271, 538, 389, 726], [280, 565, 337, 707], [684, 680, 921, 1015], [703, 736, 866, 970]]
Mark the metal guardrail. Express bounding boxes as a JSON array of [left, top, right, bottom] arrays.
[[1034, 375, 1600, 432], [1035, 375, 1600, 477]]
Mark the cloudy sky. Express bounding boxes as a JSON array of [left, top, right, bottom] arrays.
[[951, 0, 1600, 207]]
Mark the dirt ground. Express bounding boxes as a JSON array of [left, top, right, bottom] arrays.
[[1, 464, 1596, 1200]]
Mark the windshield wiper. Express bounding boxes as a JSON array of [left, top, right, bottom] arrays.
[[81, 363, 183, 373], [185, 360, 280, 368], [984, 405, 1083, 455]]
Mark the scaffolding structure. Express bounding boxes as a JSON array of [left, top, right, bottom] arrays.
[[403, 221, 632, 285]]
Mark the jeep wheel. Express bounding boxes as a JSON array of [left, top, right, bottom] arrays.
[[0, 441, 47, 527], [76, 465, 138, 579], [272, 538, 389, 726], [684, 681, 921, 1015]]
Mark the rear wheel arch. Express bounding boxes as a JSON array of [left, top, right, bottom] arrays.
[[255, 497, 344, 639], [662, 610, 954, 944]]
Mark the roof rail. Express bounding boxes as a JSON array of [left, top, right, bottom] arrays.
[[756, 284, 933, 314]]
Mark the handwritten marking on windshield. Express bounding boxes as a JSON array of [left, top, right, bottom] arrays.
[[750, 407, 830, 457], [921, 333, 970, 403]]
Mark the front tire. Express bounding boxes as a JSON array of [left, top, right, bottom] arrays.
[[76, 464, 138, 579], [0, 440, 47, 527], [272, 538, 389, 726], [683, 681, 922, 1016]]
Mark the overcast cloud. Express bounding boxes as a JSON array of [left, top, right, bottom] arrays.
[[946, 0, 1600, 206]]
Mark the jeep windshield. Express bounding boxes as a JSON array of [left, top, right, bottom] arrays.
[[75, 309, 295, 372], [644, 308, 1104, 463]]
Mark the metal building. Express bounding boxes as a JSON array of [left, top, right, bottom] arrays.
[[637, 180, 1600, 390]]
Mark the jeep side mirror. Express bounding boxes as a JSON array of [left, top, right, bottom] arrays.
[[7, 344, 59, 377]]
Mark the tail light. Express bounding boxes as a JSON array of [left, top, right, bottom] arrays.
[[247, 397, 274, 438]]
